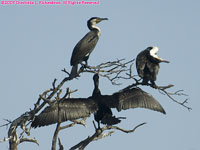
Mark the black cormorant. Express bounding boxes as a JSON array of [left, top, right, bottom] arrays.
[[31, 74, 166, 128], [92, 74, 121, 128], [70, 17, 108, 78], [136, 46, 170, 86]]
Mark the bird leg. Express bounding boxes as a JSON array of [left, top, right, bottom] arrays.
[[84, 60, 88, 67], [97, 121, 101, 129], [141, 78, 149, 85], [80, 61, 89, 69], [150, 81, 158, 89]]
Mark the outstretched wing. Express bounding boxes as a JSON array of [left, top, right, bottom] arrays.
[[31, 98, 97, 128], [70, 30, 99, 66], [101, 88, 166, 114]]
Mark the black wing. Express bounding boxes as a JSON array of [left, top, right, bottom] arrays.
[[70, 30, 99, 66], [101, 87, 166, 114], [31, 98, 98, 128], [146, 61, 160, 81], [136, 50, 148, 78]]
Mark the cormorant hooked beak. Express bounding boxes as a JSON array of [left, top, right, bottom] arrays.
[[159, 58, 170, 63], [87, 17, 108, 30], [96, 17, 108, 23]]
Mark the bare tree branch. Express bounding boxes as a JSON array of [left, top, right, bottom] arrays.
[[52, 122, 61, 150], [58, 138, 64, 150], [19, 137, 39, 146], [0, 136, 12, 143], [158, 89, 191, 110], [52, 89, 65, 150], [59, 118, 87, 131], [93, 131, 115, 141], [70, 122, 146, 150], [0, 119, 12, 128], [51, 118, 87, 150], [51, 88, 87, 150], [6, 76, 70, 150], [62, 58, 135, 85]]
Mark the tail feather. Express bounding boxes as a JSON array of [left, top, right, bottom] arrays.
[[70, 64, 78, 79], [101, 115, 122, 126]]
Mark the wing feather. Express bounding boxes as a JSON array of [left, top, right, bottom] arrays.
[[70, 31, 99, 65], [101, 88, 166, 114], [136, 50, 148, 78], [31, 98, 97, 128]]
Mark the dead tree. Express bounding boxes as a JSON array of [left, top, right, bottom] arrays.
[[0, 58, 190, 150]]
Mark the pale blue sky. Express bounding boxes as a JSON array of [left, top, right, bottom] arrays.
[[0, 0, 199, 150]]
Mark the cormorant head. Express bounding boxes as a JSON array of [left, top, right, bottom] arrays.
[[93, 73, 99, 83], [92, 73, 101, 97], [87, 17, 108, 31], [148, 46, 170, 63], [88, 17, 108, 24]]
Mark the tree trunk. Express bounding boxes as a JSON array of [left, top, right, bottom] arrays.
[[9, 140, 18, 150]]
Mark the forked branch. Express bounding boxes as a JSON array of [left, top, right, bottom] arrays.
[[70, 122, 146, 150]]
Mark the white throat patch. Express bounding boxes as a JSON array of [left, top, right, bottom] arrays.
[[91, 24, 101, 36]]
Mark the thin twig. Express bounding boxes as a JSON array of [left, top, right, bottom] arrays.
[[58, 137, 64, 150], [123, 78, 191, 110]]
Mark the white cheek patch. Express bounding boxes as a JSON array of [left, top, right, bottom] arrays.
[[150, 47, 166, 61], [93, 19, 97, 22], [151, 52, 163, 60], [150, 46, 159, 58]]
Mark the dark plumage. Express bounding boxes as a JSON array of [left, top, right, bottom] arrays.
[[70, 17, 108, 78], [31, 74, 166, 128], [92, 74, 121, 128], [136, 46, 170, 85], [31, 98, 97, 128]]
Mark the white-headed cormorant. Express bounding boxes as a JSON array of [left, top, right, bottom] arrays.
[[70, 17, 108, 78], [136, 46, 169, 86], [31, 74, 166, 128]]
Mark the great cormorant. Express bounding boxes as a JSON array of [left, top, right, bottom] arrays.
[[92, 74, 121, 128], [70, 17, 108, 78], [31, 74, 166, 128], [136, 46, 170, 86]]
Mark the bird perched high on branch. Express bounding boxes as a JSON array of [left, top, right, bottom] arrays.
[[70, 17, 108, 78], [136, 46, 170, 86]]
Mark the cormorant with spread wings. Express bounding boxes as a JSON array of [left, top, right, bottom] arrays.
[[31, 74, 165, 128]]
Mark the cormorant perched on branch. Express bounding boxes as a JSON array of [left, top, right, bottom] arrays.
[[136, 46, 170, 86], [92, 74, 121, 128], [70, 17, 108, 78], [31, 74, 165, 128]]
